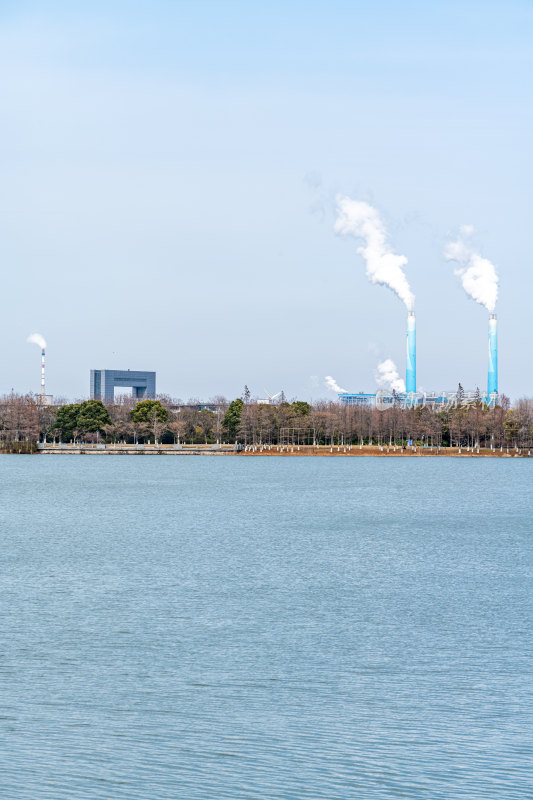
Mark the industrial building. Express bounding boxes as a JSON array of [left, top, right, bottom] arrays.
[[339, 312, 499, 409], [90, 369, 156, 403]]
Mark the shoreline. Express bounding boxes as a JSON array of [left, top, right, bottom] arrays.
[[2, 444, 529, 457]]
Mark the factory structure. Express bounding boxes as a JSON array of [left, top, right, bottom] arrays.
[[26, 335, 54, 405], [25, 317, 499, 410], [38, 345, 54, 405], [23, 199, 501, 409], [339, 311, 499, 409], [21, 196, 503, 409]]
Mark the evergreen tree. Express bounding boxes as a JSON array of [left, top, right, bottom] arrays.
[[53, 403, 82, 440], [131, 400, 169, 443], [223, 398, 244, 440], [131, 399, 168, 425], [53, 400, 111, 438], [291, 401, 311, 416], [77, 400, 112, 434]]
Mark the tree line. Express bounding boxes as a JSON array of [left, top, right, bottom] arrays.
[[2, 391, 533, 450]]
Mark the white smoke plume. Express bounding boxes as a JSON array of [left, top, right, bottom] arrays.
[[334, 195, 415, 311], [444, 225, 498, 312], [324, 375, 347, 394], [27, 333, 46, 349], [374, 359, 405, 393]]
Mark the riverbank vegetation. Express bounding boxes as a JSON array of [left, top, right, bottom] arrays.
[[2, 391, 533, 452]]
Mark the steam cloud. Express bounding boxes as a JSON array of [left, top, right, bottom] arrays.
[[325, 375, 347, 394], [27, 333, 46, 349], [444, 226, 498, 312], [374, 359, 405, 393], [334, 195, 415, 311]]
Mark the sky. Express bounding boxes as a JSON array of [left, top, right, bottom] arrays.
[[1, 0, 532, 402]]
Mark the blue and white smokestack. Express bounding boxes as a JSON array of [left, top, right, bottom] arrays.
[[406, 311, 416, 395], [488, 313, 498, 398]]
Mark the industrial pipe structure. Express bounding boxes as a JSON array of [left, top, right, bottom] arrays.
[[488, 313, 498, 399], [406, 311, 416, 396], [41, 348, 46, 398]]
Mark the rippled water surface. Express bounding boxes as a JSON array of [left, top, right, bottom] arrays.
[[1, 456, 532, 799]]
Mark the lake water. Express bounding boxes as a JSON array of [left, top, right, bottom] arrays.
[[1, 456, 532, 799]]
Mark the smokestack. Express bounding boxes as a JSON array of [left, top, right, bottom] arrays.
[[41, 349, 46, 397], [406, 311, 416, 394], [488, 313, 498, 398]]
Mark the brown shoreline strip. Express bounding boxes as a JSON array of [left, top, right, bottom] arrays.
[[5, 444, 528, 457]]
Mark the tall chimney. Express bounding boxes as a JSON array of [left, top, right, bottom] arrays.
[[488, 313, 498, 398], [41, 348, 46, 397], [406, 311, 416, 394]]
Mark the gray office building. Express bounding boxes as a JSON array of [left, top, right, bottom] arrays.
[[90, 369, 156, 402]]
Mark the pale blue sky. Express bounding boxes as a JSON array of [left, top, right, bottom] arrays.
[[1, 1, 531, 400]]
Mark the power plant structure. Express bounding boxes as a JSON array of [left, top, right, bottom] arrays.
[[339, 312, 500, 409], [27, 333, 53, 404], [488, 313, 498, 400], [406, 311, 416, 397], [33, 346, 53, 405]]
